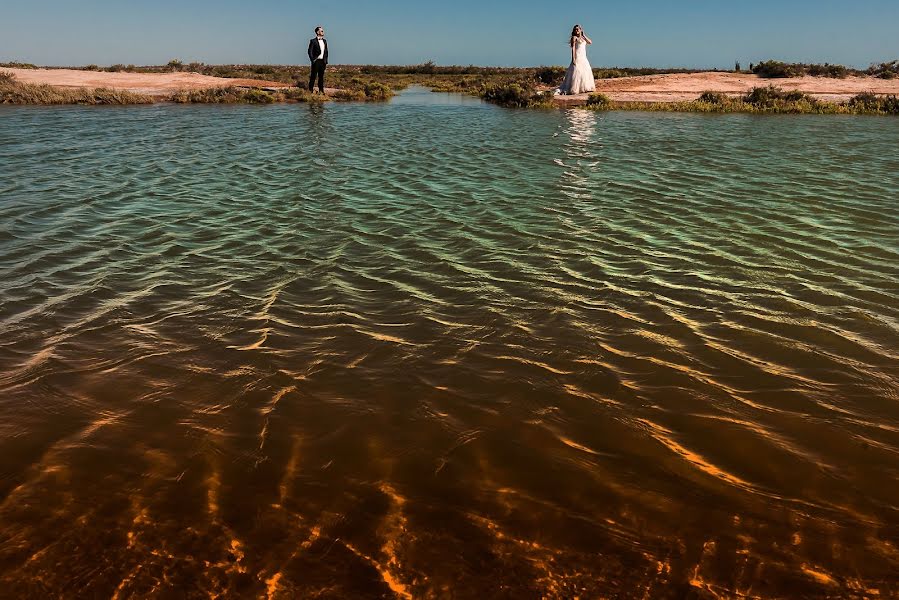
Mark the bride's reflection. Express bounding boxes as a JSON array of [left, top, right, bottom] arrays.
[[558, 109, 600, 201], [564, 107, 598, 147]]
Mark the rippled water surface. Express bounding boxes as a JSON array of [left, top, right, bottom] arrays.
[[1, 89, 898, 598]]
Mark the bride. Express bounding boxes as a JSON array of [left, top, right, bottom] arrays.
[[558, 25, 595, 95]]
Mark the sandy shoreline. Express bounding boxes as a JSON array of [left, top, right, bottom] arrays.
[[552, 72, 899, 105], [0, 67, 297, 96], [4, 67, 899, 105]]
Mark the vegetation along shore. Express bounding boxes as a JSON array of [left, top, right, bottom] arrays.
[[2, 60, 898, 113]]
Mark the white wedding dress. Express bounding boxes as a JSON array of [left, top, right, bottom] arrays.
[[559, 38, 595, 95]]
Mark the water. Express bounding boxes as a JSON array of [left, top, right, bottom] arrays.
[[1, 88, 898, 598]]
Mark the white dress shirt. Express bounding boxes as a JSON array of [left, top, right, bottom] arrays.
[[316, 38, 326, 61]]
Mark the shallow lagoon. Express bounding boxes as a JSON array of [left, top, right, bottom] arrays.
[[1, 88, 898, 597]]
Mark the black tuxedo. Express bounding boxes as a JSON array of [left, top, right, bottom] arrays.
[[307, 37, 328, 64], [307, 37, 328, 92]]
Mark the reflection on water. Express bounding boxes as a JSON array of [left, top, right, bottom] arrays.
[[0, 95, 898, 598], [558, 108, 599, 200]]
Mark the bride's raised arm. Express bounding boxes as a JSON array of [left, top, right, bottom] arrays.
[[582, 32, 593, 45]]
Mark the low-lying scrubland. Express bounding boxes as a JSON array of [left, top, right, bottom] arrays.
[[169, 87, 328, 104], [581, 86, 899, 115], [0, 61, 727, 99], [752, 60, 850, 78], [0, 71, 390, 105], [751, 59, 899, 79], [867, 61, 899, 79], [4, 64, 898, 114]]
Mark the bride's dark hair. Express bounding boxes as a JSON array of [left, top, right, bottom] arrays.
[[569, 24, 581, 47]]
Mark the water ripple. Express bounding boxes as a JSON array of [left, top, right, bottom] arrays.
[[1, 92, 898, 598]]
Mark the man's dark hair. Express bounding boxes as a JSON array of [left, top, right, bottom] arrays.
[[315, 26, 323, 34]]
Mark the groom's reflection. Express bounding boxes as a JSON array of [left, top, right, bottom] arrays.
[[286, 101, 333, 199]]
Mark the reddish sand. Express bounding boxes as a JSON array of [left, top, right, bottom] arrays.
[[550, 72, 899, 105], [1, 67, 298, 96]]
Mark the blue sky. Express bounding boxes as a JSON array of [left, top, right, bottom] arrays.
[[2, 1, 898, 68]]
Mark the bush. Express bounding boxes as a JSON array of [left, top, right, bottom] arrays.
[[535, 66, 566, 86], [242, 89, 274, 103], [363, 82, 393, 101], [481, 82, 541, 107], [0, 61, 37, 69], [743, 85, 813, 105], [593, 69, 628, 79], [868, 60, 899, 79], [806, 63, 848, 78], [698, 91, 729, 104], [753, 60, 856, 79], [414, 60, 437, 75], [849, 92, 899, 114], [169, 86, 275, 104], [167, 59, 183, 72], [0, 71, 15, 84], [882, 96, 899, 113], [752, 61, 799, 78], [279, 88, 327, 103], [333, 89, 365, 101], [585, 93, 612, 109]]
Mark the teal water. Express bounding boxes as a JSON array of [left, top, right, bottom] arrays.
[[1, 89, 898, 598]]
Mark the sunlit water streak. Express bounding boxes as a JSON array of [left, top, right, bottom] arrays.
[[1, 88, 898, 598]]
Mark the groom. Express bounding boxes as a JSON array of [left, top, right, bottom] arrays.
[[307, 26, 328, 93]]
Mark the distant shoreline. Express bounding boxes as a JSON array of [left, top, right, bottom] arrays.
[[2, 64, 898, 113]]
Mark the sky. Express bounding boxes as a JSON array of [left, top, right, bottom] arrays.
[[2, 1, 898, 68]]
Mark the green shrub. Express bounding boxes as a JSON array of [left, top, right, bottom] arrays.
[[752, 61, 799, 78], [363, 82, 393, 101], [481, 81, 554, 108], [593, 69, 628, 79], [333, 89, 366, 101], [753, 60, 857, 78], [867, 60, 899, 79], [585, 93, 612, 109], [743, 85, 814, 106], [849, 92, 899, 114], [806, 63, 848, 78], [279, 88, 327, 103], [169, 86, 275, 104], [242, 89, 274, 103], [167, 59, 183, 72], [698, 91, 729, 104], [535, 66, 565, 85]]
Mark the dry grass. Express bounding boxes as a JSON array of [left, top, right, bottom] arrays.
[[1, 74, 154, 105]]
